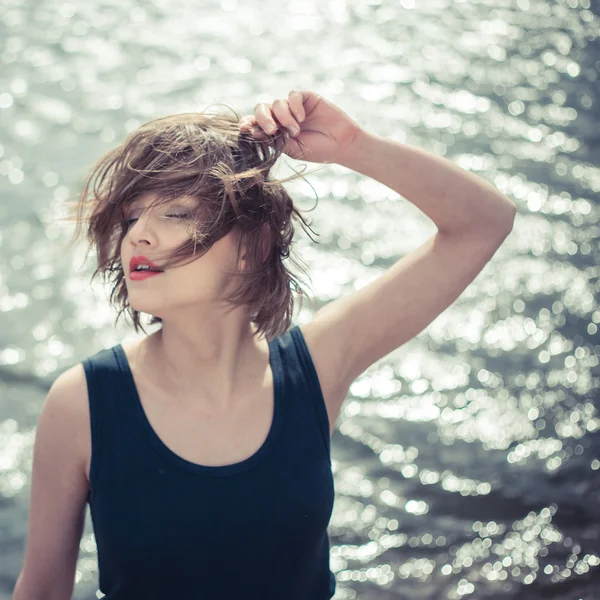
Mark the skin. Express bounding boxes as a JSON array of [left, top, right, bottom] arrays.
[[121, 192, 266, 412]]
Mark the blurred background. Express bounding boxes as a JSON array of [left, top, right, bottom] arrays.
[[1, 0, 599, 598]]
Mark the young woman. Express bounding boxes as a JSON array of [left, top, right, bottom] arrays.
[[13, 90, 516, 600]]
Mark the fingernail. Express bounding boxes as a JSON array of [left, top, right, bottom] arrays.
[[290, 127, 299, 136]]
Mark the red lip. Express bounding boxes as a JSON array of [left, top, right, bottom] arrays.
[[129, 270, 163, 281], [129, 254, 162, 272]]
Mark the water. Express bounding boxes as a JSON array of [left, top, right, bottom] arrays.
[[1, 0, 599, 598]]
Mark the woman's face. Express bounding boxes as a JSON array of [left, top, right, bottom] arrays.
[[120, 194, 243, 319]]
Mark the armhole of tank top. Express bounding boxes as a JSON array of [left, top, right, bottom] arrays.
[[288, 325, 331, 461], [81, 357, 102, 504]]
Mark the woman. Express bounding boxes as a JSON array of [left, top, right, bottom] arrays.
[[13, 90, 516, 600]]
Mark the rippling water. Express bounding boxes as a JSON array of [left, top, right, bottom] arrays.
[[1, 0, 599, 598]]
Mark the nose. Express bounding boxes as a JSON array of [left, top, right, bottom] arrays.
[[127, 211, 158, 246]]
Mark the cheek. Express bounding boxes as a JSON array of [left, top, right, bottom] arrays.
[[176, 259, 224, 289]]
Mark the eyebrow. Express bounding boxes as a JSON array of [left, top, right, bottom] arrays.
[[124, 201, 194, 215], [128, 197, 192, 208]]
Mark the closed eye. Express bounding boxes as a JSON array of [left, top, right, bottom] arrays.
[[125, 214, 190, 226]]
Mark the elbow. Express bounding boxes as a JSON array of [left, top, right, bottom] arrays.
[[438, 197, 517, 239], [440, 208, 516, 241], [485, 200, 517, 235], [503, 202, 517, 229], [478, 202, 517, 238]]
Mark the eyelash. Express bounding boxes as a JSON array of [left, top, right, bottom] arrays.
[[124, 214, 190, 226]]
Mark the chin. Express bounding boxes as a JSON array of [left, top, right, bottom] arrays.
[[128, 300, 163, 316]]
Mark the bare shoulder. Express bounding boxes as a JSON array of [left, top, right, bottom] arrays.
[[51, 362, 90, 414], [47, 362, 91, 481]]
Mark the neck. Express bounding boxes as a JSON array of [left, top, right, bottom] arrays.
[[137, 321, 267, 411]]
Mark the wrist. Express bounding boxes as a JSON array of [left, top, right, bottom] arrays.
[[336, 127, 381, 172]]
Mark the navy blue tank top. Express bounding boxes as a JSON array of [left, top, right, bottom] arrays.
[[81, 325, 336, 599]]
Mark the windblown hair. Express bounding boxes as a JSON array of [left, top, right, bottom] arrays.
[[63, 105, 323, 341]]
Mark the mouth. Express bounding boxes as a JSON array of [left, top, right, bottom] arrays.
[[129, 269, 164, 281]]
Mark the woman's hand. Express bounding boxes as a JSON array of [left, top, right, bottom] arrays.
[[238, 90, 362, 165]]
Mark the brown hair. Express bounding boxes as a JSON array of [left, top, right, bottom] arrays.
[[61, 105, 324, 341]]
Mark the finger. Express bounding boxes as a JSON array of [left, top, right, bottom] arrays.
[[288, 90, 306, 123], [270, 98, 301, 136], [253, 102, 279, 135], [238, 115, 254, 127], [241, 124, 270, 140], [238, 116, 269, 141], [238, 116, 255, 131]]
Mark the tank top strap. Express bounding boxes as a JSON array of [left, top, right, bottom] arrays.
[[278, 325, 332, 460], [81, 344, 141, 503]]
